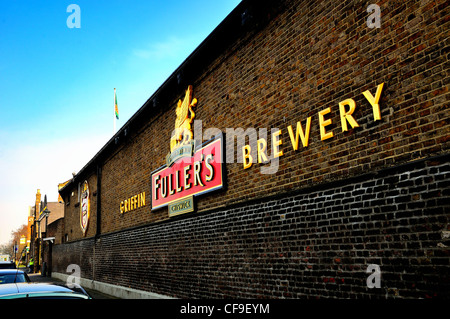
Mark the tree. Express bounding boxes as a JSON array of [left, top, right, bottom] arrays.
[[7, 224, 28, 259], [11, 224, 27, 245], [0, 242, 12, 255]]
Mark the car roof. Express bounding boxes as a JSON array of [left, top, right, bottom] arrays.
[[0, 262, 16, 269], [16, 283, 73, 294], [0, 283, 91, 299], [0, 283, 19, 295], [0, 269, 25, 275]]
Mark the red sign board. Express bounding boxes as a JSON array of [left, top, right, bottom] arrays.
[[151, 136, 224, 211]]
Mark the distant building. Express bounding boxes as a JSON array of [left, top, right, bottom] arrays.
[[28, 189, 64, 274]]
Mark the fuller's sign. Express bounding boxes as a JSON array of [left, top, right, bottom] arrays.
[[151, 86, 225, 216], [151, 137, 224, 213]]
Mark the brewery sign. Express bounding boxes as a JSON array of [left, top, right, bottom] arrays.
[[151, 86, 225, 217]]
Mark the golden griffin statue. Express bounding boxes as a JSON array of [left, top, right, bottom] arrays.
[[170, 85, 197, 152]]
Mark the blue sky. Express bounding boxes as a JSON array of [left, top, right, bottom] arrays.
[[0, 0, 241, 245]]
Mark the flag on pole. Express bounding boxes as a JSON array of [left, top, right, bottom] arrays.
[[114, 88, 119, 119]]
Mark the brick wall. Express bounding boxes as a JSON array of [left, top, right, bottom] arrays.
[[53, 0, 449, 298], [53, 154, 449, 298], [52, 237, 94, 280], [92, 0, 449, 234]]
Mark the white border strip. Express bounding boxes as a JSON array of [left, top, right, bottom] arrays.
[[52, 272, 174, 299]]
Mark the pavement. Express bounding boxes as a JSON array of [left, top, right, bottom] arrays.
[[27, 272, 119, 299]]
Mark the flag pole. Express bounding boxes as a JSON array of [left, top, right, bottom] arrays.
[[114, 88, 116, 134]]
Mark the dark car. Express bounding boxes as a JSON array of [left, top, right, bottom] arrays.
[[0, 269, 31, 284], [0, 261, 16, 269], [0, 282, 92, 299]]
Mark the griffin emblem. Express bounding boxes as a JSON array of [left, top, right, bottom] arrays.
[[170, 85, 197, 152]]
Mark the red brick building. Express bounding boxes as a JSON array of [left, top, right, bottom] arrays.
[[53, 0, 449, 298]]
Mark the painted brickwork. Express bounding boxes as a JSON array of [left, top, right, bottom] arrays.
[[54, 0, 449, 298]]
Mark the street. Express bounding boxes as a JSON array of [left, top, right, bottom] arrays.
[[28, 273, 119, 299]]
